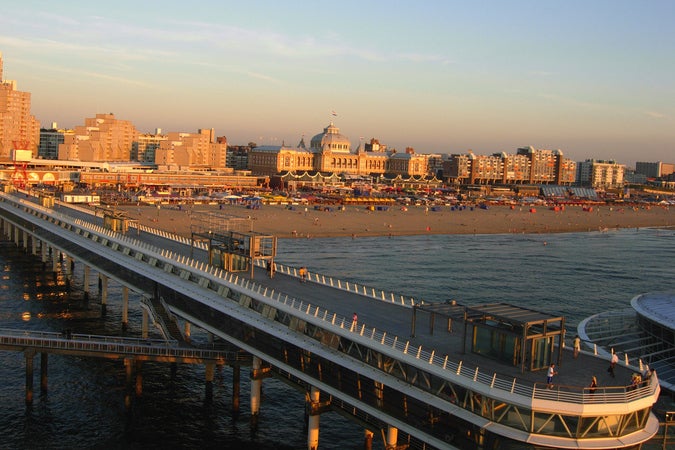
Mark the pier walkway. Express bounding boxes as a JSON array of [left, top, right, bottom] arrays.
[[0, 191, 662, 450]]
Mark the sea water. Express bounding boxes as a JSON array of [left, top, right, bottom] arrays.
[[0, 228, 672, 449]]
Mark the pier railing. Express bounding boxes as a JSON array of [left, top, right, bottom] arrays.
[[0, 327, 244, 361], [1, 193, 660, 407], [260, 260, 417, 308]]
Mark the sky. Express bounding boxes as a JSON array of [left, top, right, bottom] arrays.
[[1, 1, 674, 167]]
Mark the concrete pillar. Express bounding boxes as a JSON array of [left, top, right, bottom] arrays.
[[40, 353, 48, 393], [141, 309, 149, 339], [51, 249, 59, 273], [22, 231, 28, 251], [205, 362, 215, 403], [124, 358, 133, 410], [363, 429, 374, 450], [386, 426, 398, 449], [25, 350, 35, 405], [41, 241, 48, 263], [31, 236, 38, 256], [135, 360, 143, 397], [232, 364, 241, 416], [14, 226, 20, 247], [250, 356, 262, 419], [100, 274, 108, 310], [83, 265, 90, 298], [122, 286, 129, 329], [307, 386, 320, 450], [64, 256, 73, 277]]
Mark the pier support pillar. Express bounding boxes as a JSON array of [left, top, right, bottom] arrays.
[[135, 360, 143, 397], [51, 248, 59, 274], [25, 349, 35, 405], [124, 358, 133, 410], [99, 274, 108, 312], [40, 353, 48, 393], [64, 256, 73, 277], [22, 231, 28, 251], [122, 286, 129, 329], [364, 429, 374, 450], [232, 364, 241, 416], [204, 362, 215, 403], [14, 225, 20, 247], [184, 322, 191, 342], [141, 309, 149, 339], [307, 386, 321, 450], [250, 356, 262, 423], [385, 426, 398, 450], [83, 265, 90, 297], [31, 236, 38, 256], [41, 241, 48, 263]]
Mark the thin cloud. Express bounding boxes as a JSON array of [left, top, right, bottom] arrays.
[[538, 93, 606, 111], [644, 111, 666, 119]]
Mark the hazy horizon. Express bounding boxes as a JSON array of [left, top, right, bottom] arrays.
[[1, 1, 674, 168]]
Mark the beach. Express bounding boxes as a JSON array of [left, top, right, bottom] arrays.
[[119, 202, 675, 239]]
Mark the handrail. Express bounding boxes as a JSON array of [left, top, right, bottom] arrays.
[[255, 259, 416, 308], [0, 327, 242, 360]]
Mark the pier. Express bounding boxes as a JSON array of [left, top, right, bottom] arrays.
[[0, 190, 663, 450]]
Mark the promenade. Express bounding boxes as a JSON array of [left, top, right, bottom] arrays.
[[1, 192, 662, 449]]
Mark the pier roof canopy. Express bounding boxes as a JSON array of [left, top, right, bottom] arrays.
[[466, 302, 563, 328]]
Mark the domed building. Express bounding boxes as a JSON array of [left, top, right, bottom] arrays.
[[248, 122, 431, 188], [310, 122, 351, 153]]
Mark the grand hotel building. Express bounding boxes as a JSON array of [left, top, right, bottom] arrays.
[[248, 122, 430, 182]]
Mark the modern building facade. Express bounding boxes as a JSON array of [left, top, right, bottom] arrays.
[[155, 128, 228, 170], [577, 159, 625, 189], [133, 129, 167, 163], [635, 161, 675, 179], [58, 113, 139, 162], [0, 52, 40, 160], [38, 125, 68, 160], [443, 146, 577, 185]]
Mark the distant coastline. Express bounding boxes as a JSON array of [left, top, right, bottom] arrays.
[[119, 203, 675, 239]]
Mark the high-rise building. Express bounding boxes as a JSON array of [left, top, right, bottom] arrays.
[[577, 159, 625, 189], [133, 131, 167, 162], [58, 113, 139, 161], [38, 126, 69, 159], [154, 128, 228, 169], [0, 52, 40, 159], [443, 146, 576, 185], [635, 161, 675, 178]]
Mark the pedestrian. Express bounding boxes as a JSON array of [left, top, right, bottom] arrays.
[[547, 363, 557, 389], [608, 352, 619, 378], [589, 376, 597, 395], [299, 266, 307, 283], [352, 312, 358, 323], [573, 335, 581, 358], [267, 260, 274, 279]]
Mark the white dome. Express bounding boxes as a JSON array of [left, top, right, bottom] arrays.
[[310, 122, 351, 153]]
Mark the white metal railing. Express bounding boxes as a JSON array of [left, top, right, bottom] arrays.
[[255, 259, 416, 308], [0, 193, 659, 407], [0, 327, 242, 360]]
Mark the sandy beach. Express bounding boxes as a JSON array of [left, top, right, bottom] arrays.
[[119, 202, 675, 239]]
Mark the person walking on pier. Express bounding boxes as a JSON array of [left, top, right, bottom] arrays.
[[589, 376, 598, 395], [547, 363, 557, 389], [608, 352, 619, 378], [299, 266, 307, 283], [573, 335, 581, 358]]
